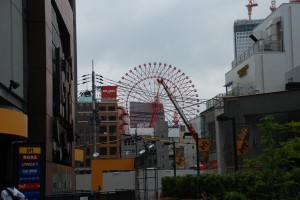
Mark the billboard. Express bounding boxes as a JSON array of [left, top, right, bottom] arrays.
[[129, 102, 165, 128], [101, 86, 117, 99], [18, 146, 43, 200]]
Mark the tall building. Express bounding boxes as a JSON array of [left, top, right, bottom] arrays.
[[218, 2, 300, 173], [233, 19, 263, 59], [227, 3, 300, 95], [0, 0, 77, 197], [76, 86, 125, 172]]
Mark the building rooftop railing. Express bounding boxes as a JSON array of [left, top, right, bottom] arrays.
[[226, 85, 257, 96], [232, 39, 282, 69], [206, 93, 226, 109]]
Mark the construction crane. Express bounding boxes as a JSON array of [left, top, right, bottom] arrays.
[[270, 1, 276, 13], [157, 78, 198, 142], [246, 0, 258, 21]]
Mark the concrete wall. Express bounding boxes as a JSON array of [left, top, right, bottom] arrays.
[[103, 171, 135, 191], [0, 0, 24, 98], [76, 174, 92, 191]]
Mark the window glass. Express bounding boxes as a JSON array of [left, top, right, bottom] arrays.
[[99, 106, 106, 111], [108, 116, 117, 121], [100, 136, 107, 143], [108, 106, 116, 111], [109, 136, 117, 144], [109, 125, 117, 134], [100, 147, 107, 155], [110, 147, 117, 155]]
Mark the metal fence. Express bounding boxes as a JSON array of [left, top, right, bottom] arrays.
[[44, 190, 135, 200]]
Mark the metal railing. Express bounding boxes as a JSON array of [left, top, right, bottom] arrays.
[[232, 39, 282, 69], [226, 85, 256, 96], [206, 93, 225, 109]]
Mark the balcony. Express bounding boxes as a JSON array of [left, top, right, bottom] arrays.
[[232, 39, 283, 69]]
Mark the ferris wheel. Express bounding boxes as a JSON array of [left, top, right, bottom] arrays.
[[117, 62, 200, 128]]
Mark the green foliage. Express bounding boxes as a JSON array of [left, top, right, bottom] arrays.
[[244, 115, 300, 199], [161, 115, 300, 199], [224, 191, 247, 200]]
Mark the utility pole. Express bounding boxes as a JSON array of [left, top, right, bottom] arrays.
[[92, 60, 98, 158]]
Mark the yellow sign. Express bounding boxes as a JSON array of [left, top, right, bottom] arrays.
[[237, 64, 249, 78], [237, 127, 249, 140], [198, 139, 211, 151], [176, 148, 185, 168], [176, 157, 185, 168], [200, 151, 209, 163], [19, 147, 41, 154], [237, 141, 249, 156]]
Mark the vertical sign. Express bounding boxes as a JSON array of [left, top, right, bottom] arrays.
[[175, 147, 185, 169], [198, 139, 211, 163], [18, 146, 42, 200], [236, 126, 250, 156]]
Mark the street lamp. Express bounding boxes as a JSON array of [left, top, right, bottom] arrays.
[[141, 141, 155, 200]]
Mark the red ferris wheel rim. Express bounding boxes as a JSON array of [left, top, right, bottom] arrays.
[[117, 62, 200, 127]]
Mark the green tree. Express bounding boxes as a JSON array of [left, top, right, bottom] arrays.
[[244, 115, 300, 200]]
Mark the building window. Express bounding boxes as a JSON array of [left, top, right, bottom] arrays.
[[109, 125, 117, 134], [109, 136, 117, 144], [124, 138, 135, 146], [108, 116, 117, 121], [101, 116, 107, 121], [86, 147, 90, 156], [110, 147, 117, 155], [108, 106, 116, 111], [100, 136, 107, 143], [99, 106, 106, 111], [86, 159, 91, 167], [100, 147, 107, 155], [99, 126, 107, 134]]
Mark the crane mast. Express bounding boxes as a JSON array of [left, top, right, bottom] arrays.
[[157, 78, 197, 141], [246, 0, 258, 21]]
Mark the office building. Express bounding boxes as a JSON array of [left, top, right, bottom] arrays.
[[233, 19, 263, 59], [76, 86, 126, 172], [0, 0, 77, 197]]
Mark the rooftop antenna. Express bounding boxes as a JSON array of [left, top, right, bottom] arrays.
[[246, 0, 258, 21]]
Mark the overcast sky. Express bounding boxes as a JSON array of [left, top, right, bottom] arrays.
[[76, 0, 287, 100]]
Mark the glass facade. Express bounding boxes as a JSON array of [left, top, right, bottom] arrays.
[[233, 19, 263, 58]]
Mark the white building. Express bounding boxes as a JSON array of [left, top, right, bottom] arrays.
[[225, 3, 300, 95], [215, 2, 300, 173]]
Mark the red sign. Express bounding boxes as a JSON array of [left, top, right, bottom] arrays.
[[193, 160, 218, 171], [101, 86, 117, 99], [19, 154, 40, 161], [18, 182, 40, 190]]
